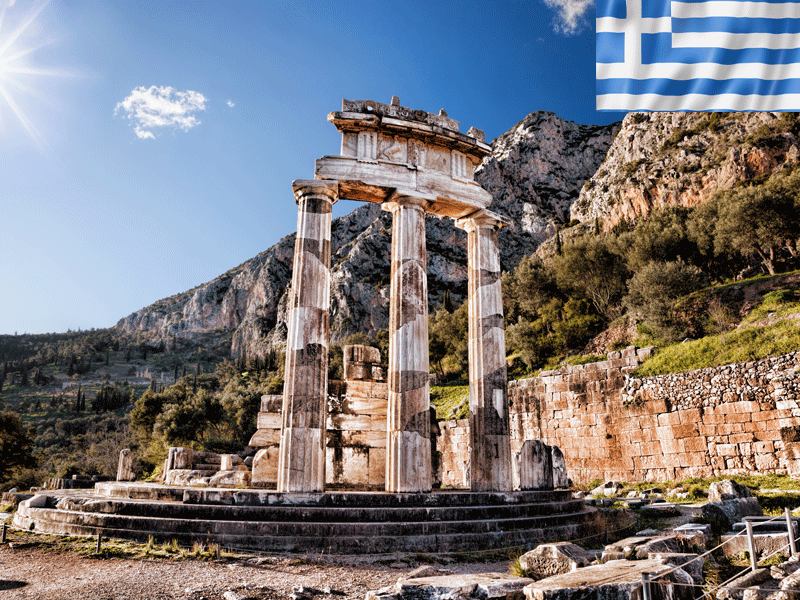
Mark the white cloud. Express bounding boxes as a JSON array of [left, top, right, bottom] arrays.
[[114, 85, 207, 140], [542, 0, 593, 35], [226, 99, 234, 108]]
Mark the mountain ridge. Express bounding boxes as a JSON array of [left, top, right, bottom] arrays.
[[114, 110, 620, 358]]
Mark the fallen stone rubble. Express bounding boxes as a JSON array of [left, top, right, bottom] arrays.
[[362, 480, 800, 600]]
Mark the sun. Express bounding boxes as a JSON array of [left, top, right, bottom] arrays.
[[0, 0, 64, 147]]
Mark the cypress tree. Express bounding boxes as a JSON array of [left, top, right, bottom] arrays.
[[555, 227, 563, 256]]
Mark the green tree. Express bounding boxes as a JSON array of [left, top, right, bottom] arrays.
[[624, 260, 708, 341], [714, 179, 800, 275], [428, 302, 468, 377], [0, 412, 36, 483], [551, 236, 629, 319]]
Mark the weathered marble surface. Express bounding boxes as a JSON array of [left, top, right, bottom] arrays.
[[457, 213, 512, 492], [277, 180, 338, 493], [117, 448, 135, 482], [385, 197, 432, 492]]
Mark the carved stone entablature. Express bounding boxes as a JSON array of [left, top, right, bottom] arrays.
[[318, 97, 493, 220]]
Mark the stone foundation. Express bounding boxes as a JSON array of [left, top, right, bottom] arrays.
[[508, 347, 800, 483]]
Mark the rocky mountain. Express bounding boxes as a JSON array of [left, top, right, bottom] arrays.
[[115, 111, 618, 358], [571, 112, 800, 230]]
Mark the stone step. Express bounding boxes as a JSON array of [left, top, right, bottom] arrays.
[[15, 505, 601, 554], [94, 483, 574, 507], [181, 487, 575, 508], [192, 464, 222, 471], [52, 497, 591, 525], [25, 505, 597, 538]]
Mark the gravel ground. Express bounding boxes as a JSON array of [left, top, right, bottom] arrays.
[[0, 541, 511, 600]]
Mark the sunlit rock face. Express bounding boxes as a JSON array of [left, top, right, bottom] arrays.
[[571, 111, 800, 230], [115, 111, 617, 358]]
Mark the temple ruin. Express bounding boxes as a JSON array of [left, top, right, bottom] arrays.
[[14, 100, 596, 555], [267, 97, 513, 493]]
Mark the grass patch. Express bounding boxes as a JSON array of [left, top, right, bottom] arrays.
[[633, 318, 800, 376], [430, 384, 469, 421], [2, 529, 237, 561]]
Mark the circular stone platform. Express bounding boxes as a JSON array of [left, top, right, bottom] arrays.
[[14, 483, 602, 554]]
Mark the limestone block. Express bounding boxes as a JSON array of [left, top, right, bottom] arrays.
[[672, 523, 713, 548], [209, 470, 251, 488], [702, 498, 763, 532], [524, 559, 695, 600], [515, 440, 553, 490], [632, 536, 681, 559], [551, 446, 568, 489], [601, 536, 669, 562], [330, 414, 372, 431], [344, 345, 381, 381], [369, 447, 386, 486], [165, 469, 216, 486], [21, 494, 51, 509], [252, 447, 280, 487], [709, 479, 753, 502], [367, 573, 534, 600], [173, 447, 194, 470], [248, 428, 280, 447], [220, 454, 234, 471], [518, 542, 594, 580], [257, 413, 282, 430], [649, 553, 704, 584], [260, 394, 283, 413], [117, 448, 135, 482]]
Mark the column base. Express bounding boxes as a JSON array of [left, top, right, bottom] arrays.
[[471, 434, 512, 492], [386, 431, 432, 493], [278, 427, 325, 493]]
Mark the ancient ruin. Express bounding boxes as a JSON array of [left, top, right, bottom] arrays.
[[12, 99, 595, 554], [278, 97, 512, 493]]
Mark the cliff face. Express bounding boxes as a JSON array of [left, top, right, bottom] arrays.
[[115, 111, 617, 358], [571, 112, 800, 230]]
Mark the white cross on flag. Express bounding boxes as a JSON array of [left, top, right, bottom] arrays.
[[596, 0, 800, 111]]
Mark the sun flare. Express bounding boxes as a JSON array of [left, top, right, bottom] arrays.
[[0, 0, 66, 147]]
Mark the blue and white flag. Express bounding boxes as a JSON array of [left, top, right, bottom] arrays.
[[597, 0, 800, 111]]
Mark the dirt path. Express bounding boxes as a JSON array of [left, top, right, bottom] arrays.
[[0, 538, 510, 600]]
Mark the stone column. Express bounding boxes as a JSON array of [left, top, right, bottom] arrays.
[[457, 213, 512, 492], [277, 179, 338, 493], [384, 196, 432, 493]]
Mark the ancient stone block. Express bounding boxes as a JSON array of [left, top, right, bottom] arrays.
[[368, 573, 533, 600], [117, 448, 135, 482], [518, 542, 593, 580], [257, 413, 282, 430], [515, 440, 553, 490], [173, 447, 194, 470], [551, 446, 568, 489], [252, 447, 280, 487], [709, 479, 753, 502], [260, 394, 283, 413], [524, 559, 695, 600], [209, 470, 251, 488], [248, 428, 280, 447]]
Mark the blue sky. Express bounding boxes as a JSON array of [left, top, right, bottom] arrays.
[[1, 0, 622, 335]]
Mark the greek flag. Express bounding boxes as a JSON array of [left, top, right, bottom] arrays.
[[597, 0, 800, 111]]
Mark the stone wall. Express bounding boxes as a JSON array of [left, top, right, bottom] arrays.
[[438, 419, 470, 487], [508, 347, 800, 483]]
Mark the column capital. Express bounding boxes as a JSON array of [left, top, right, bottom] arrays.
[[292, 179, 339, 206], [382, 194, 430, 214], [455, 209, 510, 233]]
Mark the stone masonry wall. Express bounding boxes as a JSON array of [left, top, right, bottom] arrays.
[[507, 347, 800, 484], [438, 420, 470, 487]]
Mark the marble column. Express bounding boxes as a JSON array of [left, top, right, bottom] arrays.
[[384, 196, 432, 493], [457, 213, 512, 492], [277, 179, 338, 493]]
